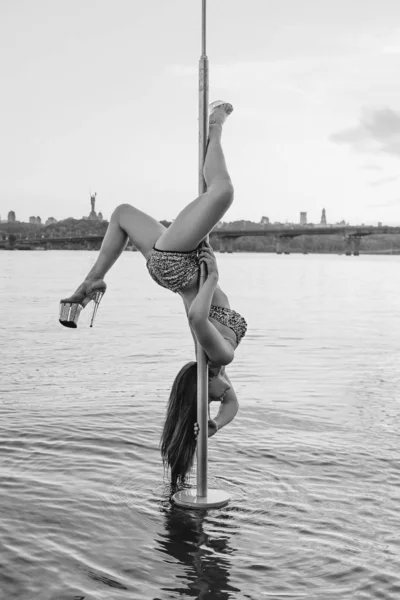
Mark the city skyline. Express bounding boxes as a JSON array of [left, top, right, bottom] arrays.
[[0, 203, 387, 228], [1, 0, 400, 225]]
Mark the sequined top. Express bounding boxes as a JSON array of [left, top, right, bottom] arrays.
[[209, 305, 247, 346]]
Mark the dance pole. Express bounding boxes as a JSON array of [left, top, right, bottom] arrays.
[[173, 0, 230, 509]]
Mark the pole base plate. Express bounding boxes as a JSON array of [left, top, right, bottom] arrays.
[[172, 488, 230, 509]]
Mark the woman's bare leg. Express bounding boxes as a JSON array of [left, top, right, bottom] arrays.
[[84, 204, 165, 281], [204, 122, 231, 188], [62, 205, 165, 300], [62, 102, 233, 302], [84, 211, 129, 281], [155, 112, 234, 252]]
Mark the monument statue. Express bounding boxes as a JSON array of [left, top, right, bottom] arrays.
[[89, 193, 98, 220], [90, 193, 97, 212]]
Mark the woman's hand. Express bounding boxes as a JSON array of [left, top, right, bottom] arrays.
[[199, 241, 219, 280], [194, 419, 219, 438]]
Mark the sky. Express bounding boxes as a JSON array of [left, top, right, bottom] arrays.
[[1, 0, 400, 225]]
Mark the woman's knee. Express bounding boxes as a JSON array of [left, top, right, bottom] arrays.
[[224, 180, 234, 204], [211, 179, 234, 207], [114, 203, 134, 216], [111, 203, 136, 223]]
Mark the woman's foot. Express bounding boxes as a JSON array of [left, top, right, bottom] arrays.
[[61, 279, 107, 307], [209, 101, 234, 126], [59, 278, 107, 328]]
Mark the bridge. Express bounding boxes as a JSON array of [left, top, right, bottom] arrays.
[[212, 225, 400, 255], [3, 225, 400, 255]]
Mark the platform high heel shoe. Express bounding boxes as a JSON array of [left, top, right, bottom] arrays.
[[59, 280, 107, 328]]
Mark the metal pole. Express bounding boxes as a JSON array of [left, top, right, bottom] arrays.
[[172, 0, 230, 509], [196, 0, 209, 499]]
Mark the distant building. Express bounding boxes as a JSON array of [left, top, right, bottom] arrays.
[[321, 208, 327, 225], [300, 212, 307, 225], [8, 210, 16, 223], [36, 216, 41, 224], [260, 216, 270, 224], [46, 217, 57, 225], [378, 221, 382, 227], [98, 212, 103, 222]]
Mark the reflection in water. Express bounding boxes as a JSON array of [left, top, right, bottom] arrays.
[[156, 488, 240, 599]]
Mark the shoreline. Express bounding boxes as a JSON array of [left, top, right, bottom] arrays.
[[1, 247, 400, 256]]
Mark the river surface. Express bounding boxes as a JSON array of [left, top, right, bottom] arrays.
[[1, 250, 400, 600]]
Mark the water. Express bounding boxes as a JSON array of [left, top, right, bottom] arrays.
[[1, 250, 400, 600]]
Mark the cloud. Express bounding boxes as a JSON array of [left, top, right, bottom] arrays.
[[367, 198, 400, 208], [362, 164, 382, 170], [330, 107, 400, 157], [369, 175, 399, 187]]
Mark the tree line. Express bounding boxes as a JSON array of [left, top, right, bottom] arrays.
[[1, 218, 400, 254]]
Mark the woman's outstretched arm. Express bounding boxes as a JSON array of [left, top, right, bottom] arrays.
[[195, 384, 239, 439], [213, 385, 239, 432]]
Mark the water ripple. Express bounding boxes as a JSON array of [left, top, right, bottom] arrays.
[[1, 252, 400, 599]]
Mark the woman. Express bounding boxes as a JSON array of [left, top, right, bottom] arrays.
[[59, 101, 247, 486]]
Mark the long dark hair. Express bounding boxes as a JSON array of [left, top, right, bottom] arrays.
[[160, 361, 198, 487]]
